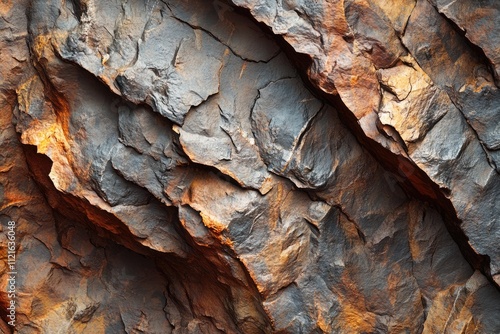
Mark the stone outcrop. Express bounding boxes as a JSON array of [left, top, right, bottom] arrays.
[[0, 0, 499, 333]]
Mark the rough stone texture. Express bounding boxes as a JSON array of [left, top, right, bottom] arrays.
[[0, 0, 499, 333], [232, 0, 500, 285]]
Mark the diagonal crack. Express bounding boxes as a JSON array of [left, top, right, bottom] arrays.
[[162, 1, 281, 64]]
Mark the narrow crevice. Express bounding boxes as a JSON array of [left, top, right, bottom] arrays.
[[154, 203, 274, 333], [230, 2, 498, 290], [22, 142, 273, 332], [280, 102, 324, 176]]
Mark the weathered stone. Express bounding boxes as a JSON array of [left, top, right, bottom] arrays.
[[0, 0, 499, 333], [251, 77, 323, 175], [403, 0, 500, 157], [377, 57, 449, 143], [235, 0, 500, 289], [429, 0, 500, 85]]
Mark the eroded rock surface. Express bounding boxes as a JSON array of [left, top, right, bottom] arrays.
[[0, 0, 499, 333], [232, 0, 500, 285]]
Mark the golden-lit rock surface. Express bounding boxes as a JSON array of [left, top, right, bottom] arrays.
[[233, 0, 500, 285], [0, 0, 499, 333]]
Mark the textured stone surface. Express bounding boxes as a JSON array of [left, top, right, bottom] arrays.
[[0, 0, 499, 333], [232, 0, 500, 285]]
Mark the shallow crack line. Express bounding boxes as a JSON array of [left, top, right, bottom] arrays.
[[442, 285, 464, 333], [248, 76, 298, 152], [248, 210, 264, 238], [280, 102, 324, 174], [445, 90, 500, 175], [182, 150, 261, 193], [406, 230, 428, 325], [218, 105, 241, 154], [405, 209, 428, 323], [333, 204, 366, 244], [256, 75, 298, 92], [163, 2, 280, 64], [401, 0, 417, 37], [220, 125, 240, 154], [170, 40, 182, 67]]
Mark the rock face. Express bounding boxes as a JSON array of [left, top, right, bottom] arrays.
[[0, 0, 499, 333]]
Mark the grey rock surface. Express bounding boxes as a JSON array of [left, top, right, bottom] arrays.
[[233, 0, 500, 286], [0, 0, 499, 333]]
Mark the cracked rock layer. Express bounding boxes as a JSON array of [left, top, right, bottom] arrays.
[[0, 0, 499, 333]]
